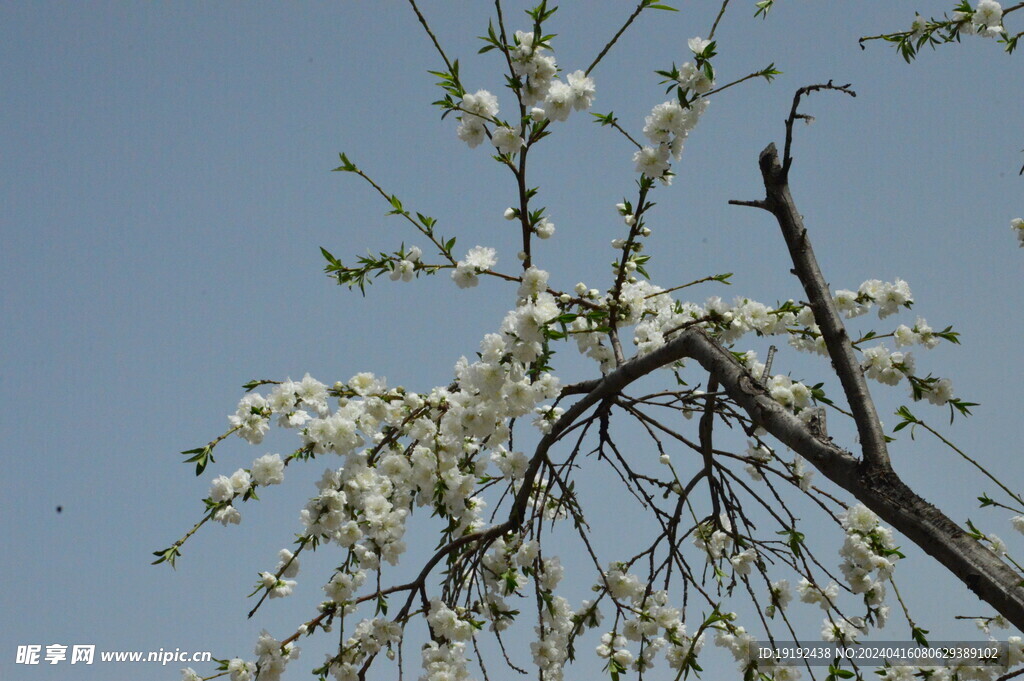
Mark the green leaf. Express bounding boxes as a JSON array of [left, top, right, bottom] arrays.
[[320, 246, 340, 266], [332, 152, 357, 172], [777, 527, 805, 558], [949, 398, 978, 421], [826, 665, 855, 680], [182, 445, 214, 476], [912, 625, 930, 646], [754, 0, 774, 18], [388, 194, 405, 215], [151, 545, 181, 568], [965, 518, 985, 539], [416, 213, 436, 230], [759, 63, 782, 82]]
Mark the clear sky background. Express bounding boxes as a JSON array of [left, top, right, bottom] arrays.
[[2, 2, 1022, 680]]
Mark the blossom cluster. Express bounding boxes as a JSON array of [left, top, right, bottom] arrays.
[[833, 278, 913, 320], [451, 245, 497, 288], [909, 1, 1006, 46], [953, 0, 1005, 38], [633, 37, 714, 181], [596, 563, 706, 674], [743, 438, 773, 481], [419, 641, 472, 681], [766, 579, 792, 618], [323, 618, 402, 681], [713, 626, 756, 670], [715, 614, 800, 678], [477, 535, 537, 631], [213, 278, 570, 679], [797, 577, 840, 611], [457, 31, 595, 152], [251, 631, 299, 681], [563, 266, 956, 416], [208, 452, 285, 526], [692, 515, 761, 576], [894, 317, 941, 348], [509, 31, 595, 116], [455, 90, 500, 149], [529, 581, 575, 680], [427, 599, 476, 642], [837, 504, 900, 627], [389, 245, 422, 282], [259, 549, 300, 599], [861, 344, 916, 387]]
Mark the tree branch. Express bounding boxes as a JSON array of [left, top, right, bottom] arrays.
[[675, 328, 1024, 631], [543, 321, 1024, 629], [755, 142, 890, 470], [782, 81, 856, 175]]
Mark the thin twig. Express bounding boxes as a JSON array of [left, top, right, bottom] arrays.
[[406, 0, 455, 75], [703, 69, 772, 98], [782, 81, 856, 175], [708, 0, 731, 40], [608, 119, 644, 149], [643, 274, 728, 299], [586, 1, 648, 76]]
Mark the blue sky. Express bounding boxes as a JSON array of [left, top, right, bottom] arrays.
[[2, 2, 1022, 680]]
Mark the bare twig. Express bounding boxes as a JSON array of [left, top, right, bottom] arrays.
[[708, 0, 731, 40], [586, 1, 648, 76], [782, 81, 856, 175], [406, 0, 456, 75]]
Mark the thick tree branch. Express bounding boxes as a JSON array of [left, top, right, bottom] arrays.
[[676, 328, 1024, 630], [714, 136, 1024, 626], [755, 142, 891, 470], [545, 322, 1024, 628]]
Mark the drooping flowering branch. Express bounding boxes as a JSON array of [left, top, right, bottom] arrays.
[[164, 4, 1024, 681]]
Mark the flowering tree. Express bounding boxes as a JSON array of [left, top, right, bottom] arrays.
[[158, 2, 1024, 681]]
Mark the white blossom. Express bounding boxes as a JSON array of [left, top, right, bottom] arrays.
[[492, 126, 524, 155], [688, 36, 712, 55], [633, 145, 670, 179], [251, 453, 285, 486], [566, 69, 596, 110], [210, 475, 235, 503]]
